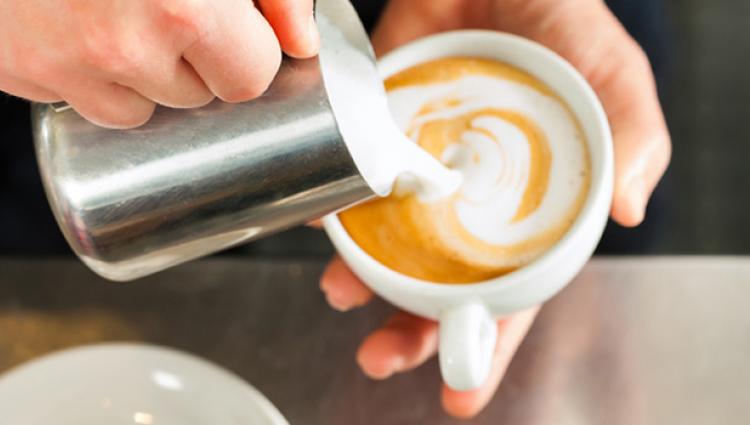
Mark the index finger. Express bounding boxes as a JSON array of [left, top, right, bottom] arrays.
[[182, 0, 281, 103]]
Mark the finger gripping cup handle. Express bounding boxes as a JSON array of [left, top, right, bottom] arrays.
[[439, 303, 497, 391]]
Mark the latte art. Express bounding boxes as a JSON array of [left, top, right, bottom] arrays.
[[341, 58, 591, 283]]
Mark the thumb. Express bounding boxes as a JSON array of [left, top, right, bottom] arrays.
[[499, 2, 672, 227], [573, 9, 671, 227], [608, 100, 671, 227]]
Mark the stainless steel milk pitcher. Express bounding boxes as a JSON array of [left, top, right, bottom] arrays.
[[32, 0, 386, 281]]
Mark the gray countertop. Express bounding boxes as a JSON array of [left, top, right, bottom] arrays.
[[1, 256, 749, 424]]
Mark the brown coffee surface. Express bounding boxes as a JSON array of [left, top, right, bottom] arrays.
[[341, 58, 590, 284]]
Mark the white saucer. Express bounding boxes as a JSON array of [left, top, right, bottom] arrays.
[[0, 343, 289, 425]]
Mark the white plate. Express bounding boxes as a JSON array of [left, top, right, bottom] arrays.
[[0, 343, 289, 425]]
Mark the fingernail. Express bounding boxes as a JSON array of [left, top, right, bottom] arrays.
[[307, 15, 320, 52]]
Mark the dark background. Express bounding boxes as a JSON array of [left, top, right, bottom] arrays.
[[0, 0, 748, 257]]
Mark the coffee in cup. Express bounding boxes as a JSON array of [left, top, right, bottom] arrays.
[[324, 30, 613, 391], [340, 57, 591, 283]]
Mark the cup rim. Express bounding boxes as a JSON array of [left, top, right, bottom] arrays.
[[323, 30, 613, 297]]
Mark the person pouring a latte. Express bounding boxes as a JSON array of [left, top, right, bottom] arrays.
[[0, 0, 670, 418]]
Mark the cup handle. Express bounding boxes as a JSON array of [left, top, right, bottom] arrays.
[[439, 303, 497, 391]]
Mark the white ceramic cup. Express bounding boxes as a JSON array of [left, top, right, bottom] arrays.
[[324, 30, 614, 391]]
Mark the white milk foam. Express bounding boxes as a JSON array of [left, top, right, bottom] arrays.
[[387, 75, 588, 245], [315, 7, 461, 201], [387, 128, 463, 201]]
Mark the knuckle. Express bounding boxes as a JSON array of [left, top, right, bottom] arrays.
[[80, 32, 144, 77], [625, 42, 653, 77], [655, 129, 672, 163], [630, 42, 652, 67], [158, 0, 211, 38], [220, 57, 280, 103]]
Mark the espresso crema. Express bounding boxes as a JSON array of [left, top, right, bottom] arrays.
[[341, 57, 591, 283]]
